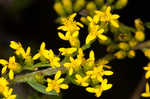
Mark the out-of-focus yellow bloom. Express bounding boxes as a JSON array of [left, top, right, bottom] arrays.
[[0, 56, 21, 80], [86, 79, 112, 97], [134, 19, 144, 31], [95, 6, 120, 28], [114, 50, 126, 59], [59, 48, 77, 55], [58, 13, 83, 33], [10, 41, 25, 57], [128, 50, 135, 58], [75, 74, 89, 87], [86, 2, 96, 15], [141, 82, 150, 97], [74, 0, 85, 12], [33, 42, 49, 60], [3, 88, 16, 99], [54, 2, 65, 16], [0, 77, 9, 93], [64, 56, 82, 75], [144, 49, 150, 59], [118, 42, 130, 51], [46, 70, 69, 93], [86, 16, 107, 44], [115, 0, 128, 9], [62, 0, 72, 14], [135, 31, 145, 42], [143, 63, 150, 79], [44, 49, 60, 68], [129, 39, 137, 48]]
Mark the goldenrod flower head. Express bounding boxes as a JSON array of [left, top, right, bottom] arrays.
[[58, 31, 80, 47], [64, 57, 82, 75], [135, 31, 145, 42], [95, 6, 120, 28], [33, 42, 49, 60], [143, 63, 150, 79], [44, 49, 60, 68], [59, 48, 77, 56], [144, 49, 150, 59], [46, 70, 69, 93], [0, 56, 20, 80], [75, 74, 89, 87], [58, 13, 83, 33], [141, 82, 150, 97], [86, 23, 107, 44], [0, 77, 9, 93], [86, 65, 113, 82], [9, 41, 25, 57], [86, 79, 112, 97], [3, 88, 16, 99], [115, 0, 128, 9]]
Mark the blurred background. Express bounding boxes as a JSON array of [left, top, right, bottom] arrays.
[[0, 0, 150, 99]]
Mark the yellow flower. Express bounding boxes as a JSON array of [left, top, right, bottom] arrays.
[[95, 6, 120, 28], [64, 57, 82, 75], [54, 2, 65, 16], [141, 82, 150, 97], [86, 50, 95, 67], [86, 79, 112, 97], [58, 13, 83, 33], [44, 49, 60, 68], [46, 70, 69, 93], [0, 77, 9, 93], [3, 88, 16, 99], [86, 17, 107, 44], [75, 74, 89, 87], [86, 65, 113, 82], [9, 41, 25, 57], [33, 42, 49, 60], [143, 63, 150, 79], [0, 56, 20, 80], [59, 48, 77, 55], [58, 31, 80, 47]]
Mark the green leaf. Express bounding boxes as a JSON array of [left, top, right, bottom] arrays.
[[27, 79, 58, 96]]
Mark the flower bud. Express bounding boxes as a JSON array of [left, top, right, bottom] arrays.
[[135, 31, 145, 42], [62, 0, 72, 14], [74, 0, 85, 12], [54, 2, 65, 16], [118, 42, 130, 51], [115, 0, 128, 9], [114, 50, 126, 59]]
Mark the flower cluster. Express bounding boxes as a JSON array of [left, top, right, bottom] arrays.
[[0, 77, 16, 99]]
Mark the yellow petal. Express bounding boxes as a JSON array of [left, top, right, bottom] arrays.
[[10, 41, 19, 49], [86, 87, 96, 93], [104, 71, 113, 75], [40, 42, 46, 50], [9, 70, 14, 80], [46, 87, 52, 92], [60, 84, 69, 89], [145, 71, 150, 79], [58, 32, 67, 40], [0, 59, 8, 65], [33, 53, 40, 60], [57, 78, 64, 84], [98, 34, 108, 41], [110, 20, 119, 28], [2, 66, 7, 74], [55, 70, 62, 80], [82, 82, 89, 87], [112, 14, 120, 19], [69, 68, 73, 75]]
